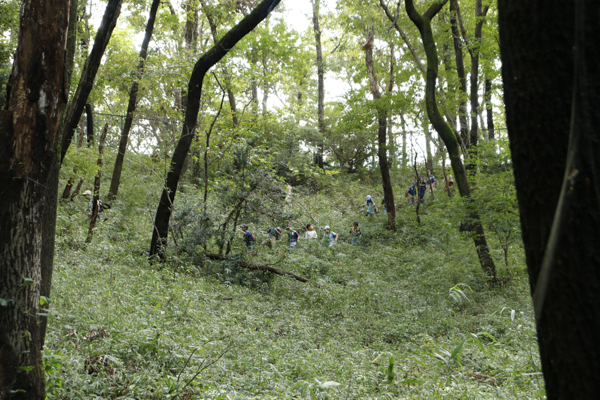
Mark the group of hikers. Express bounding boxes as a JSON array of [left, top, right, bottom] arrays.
[[403, 171, 454, 205], [240, 220, 363, 250]]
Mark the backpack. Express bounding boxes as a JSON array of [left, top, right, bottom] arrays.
[[250, 231, 257, 242], [98, 200, 105, 212]]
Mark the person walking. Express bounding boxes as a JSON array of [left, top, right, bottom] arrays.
[[322, 226, 338, 247], [365, 195, 378, 216], [263, 221, 282, 247], [286, 225, 300, 248], [406, 185, 416, 206], [305, 224, 318, 240], [350, 222, 362, 246], [240, 224, 255, 250]]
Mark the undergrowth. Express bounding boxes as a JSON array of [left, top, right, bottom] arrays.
[[46, 170, 544, 399]]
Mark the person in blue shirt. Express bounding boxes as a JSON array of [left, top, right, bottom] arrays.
[[406, 185, 416, 205], [322, 226, 338, 247], [418, 174, 427, 203], [286, 225, 299, 248], [240, 224, 254, 250]]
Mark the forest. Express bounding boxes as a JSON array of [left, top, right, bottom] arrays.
[[1, 0, 599, 399]]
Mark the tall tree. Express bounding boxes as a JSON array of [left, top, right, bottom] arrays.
[[311, 0, 325, 169], [405, 0, 497, 279], [363, 28, 396, 231], [498, 0, 600, 398], [0, 0, 71, 397], [150, 0, 282, 258], [108, 0, 161, 201]]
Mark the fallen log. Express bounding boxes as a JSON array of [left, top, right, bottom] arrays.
[[204, 253, 309, 283]]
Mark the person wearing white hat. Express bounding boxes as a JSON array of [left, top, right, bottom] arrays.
[[322, 226, 338, 247], [365, 195, 378, 216], [83, 190, 106, 221]]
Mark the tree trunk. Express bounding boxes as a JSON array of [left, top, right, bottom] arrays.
[[468, 0, 487, 149], [60, 0, 123, 162], [405, 0, 496, 279], [0, 0, 71, 397], [150, 0, 282, 258], [85, 103, 94, 147], [449, 0, 469, 149], [498, 1, 600, 398], [484, 76, 494, 139], [311, 0, 325, 169], [108, 0, 161, 201], [200, 0, 240, 127], [364, 30, 396, 231], [39, 0, 121, 353]]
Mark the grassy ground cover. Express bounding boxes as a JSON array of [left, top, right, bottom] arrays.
[[46, 173, 544, 399]]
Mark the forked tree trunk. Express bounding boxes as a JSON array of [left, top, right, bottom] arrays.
[[0, 1, 71, 397], [498, 1, 600, 398], [108, 0, 161, 201], [150, 0, 282, 258], [405, 0, 496, 279]]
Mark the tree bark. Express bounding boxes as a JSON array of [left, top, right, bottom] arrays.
[[405, 0, 496, 279], [108, 0, 161, 201], [311, 0, 325, 169], [364, 30, 396, 231], [85, 103, 94, 147], [468, 0, 487, 149], [200, 0, 240, 127], [498, 1, 600, 398], [60, 0, 123, 162], [484, 75, 494, 139], [449, 0, 469, 149], [0, 0, 71, 397], [150, 0, 282, 258]]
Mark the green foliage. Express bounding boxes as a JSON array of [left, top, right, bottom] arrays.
[[48, 166, 542, 398]]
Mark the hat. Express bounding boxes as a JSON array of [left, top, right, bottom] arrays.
[[353, 222, 359, 226], [83, 190, 92, 196], [324, 225, 330, 230], [366, 195, 371, 200], [286, 225, 292, 229], [241, 224, 248, 229]]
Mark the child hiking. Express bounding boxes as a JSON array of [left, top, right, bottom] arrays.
[[240, 224, 255, 250], [350, 222, 362, 246], [365, 195, 378, 216], [286, 225, 299, 248], [322, 226, 338, 247]]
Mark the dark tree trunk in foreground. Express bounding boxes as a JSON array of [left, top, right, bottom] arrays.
[[364, 30, 396, 231], [498, 1, 600, 398], [108, 0, 161, 201], [39, 0, 121, 352], [311, 0, 325, 169], [405, 0, 496, 279], [150, 0, 282, 258], [0, 1, 71, 397]]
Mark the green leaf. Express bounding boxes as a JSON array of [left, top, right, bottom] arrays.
[[22, 278, 34, 287], [40, 296, 50, 305], [450, 337, 468, 361]]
